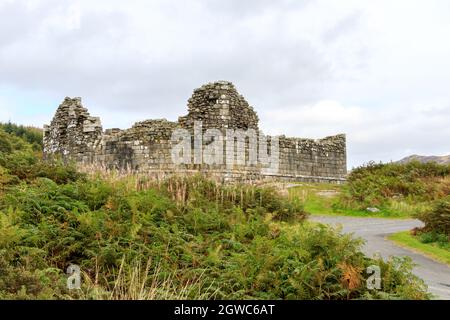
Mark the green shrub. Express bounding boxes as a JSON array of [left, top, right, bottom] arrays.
[[0, 172, 430, 300], [0, 151, 83, 184], [1, 178, 89, 225], [417, 196, 450, 236], [0, 122, 43, 150], [0, 128, 431, 300], [158, 176, 307, 222], [0, 166, 19, 188], [0, 132, 13, 154], [0, 126, 82, 185], [337, 161, 450, 211], [0, 130, 30, 155]]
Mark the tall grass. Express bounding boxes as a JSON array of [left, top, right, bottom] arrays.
[[335, 161, 450, 216], [78, 163, 307, 222], [77, 257, 217, 300], [0, 125, 431, 300]]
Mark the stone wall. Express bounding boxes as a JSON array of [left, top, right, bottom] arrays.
[[43, 97, 102, 162], [43, 81, 347, 183], [275, 135, 347, 182], [178, 81, 259, 131]]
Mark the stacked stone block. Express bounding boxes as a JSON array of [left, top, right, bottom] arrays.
[[43, 81, 347, 183], [178, 81, 259, 131], [43, 97, 102, 163], [276, 135, 347, 182]]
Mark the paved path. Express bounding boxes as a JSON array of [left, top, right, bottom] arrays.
[[309, 215, 450, 299]]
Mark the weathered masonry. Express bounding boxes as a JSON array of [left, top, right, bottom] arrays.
[[43, 81, 347, 183]]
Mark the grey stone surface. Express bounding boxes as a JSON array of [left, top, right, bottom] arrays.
[[43, 81, 347, 182]]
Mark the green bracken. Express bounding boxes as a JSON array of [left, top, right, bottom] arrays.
[[0, 125, 431, 300]]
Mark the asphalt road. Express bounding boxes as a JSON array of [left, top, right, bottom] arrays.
[[309, 215, 450, 300]]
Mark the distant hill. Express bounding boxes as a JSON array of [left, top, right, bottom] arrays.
[[397, 154, 450, 165]]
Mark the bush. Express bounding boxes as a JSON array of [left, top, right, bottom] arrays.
[[0, 122, 43, 150], [0, 126, 431, 300], [337, 161, 450, 211], [417, 196, 450, 236], [0, 171, 430, 300], [0, 130, 30, 155], [157, 176, 308, 222], [0, 152, 83, 184], [0, 132, 13, 154]]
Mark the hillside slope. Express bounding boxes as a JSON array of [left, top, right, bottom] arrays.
[[398, 155, 450, 165]]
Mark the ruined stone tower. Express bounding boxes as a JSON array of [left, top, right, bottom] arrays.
[[178, 81, 259, 131], [43, 97, 102, 161], [44, 81, 347, 182]]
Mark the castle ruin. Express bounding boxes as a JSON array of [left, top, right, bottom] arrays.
[[43, 81, 347, 183]]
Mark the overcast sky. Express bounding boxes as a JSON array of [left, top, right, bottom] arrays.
[[1, 0, 449, 168]]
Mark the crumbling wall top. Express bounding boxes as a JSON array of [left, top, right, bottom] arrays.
[[43, 97, 102, 156], [43, 81, 347, 182], [179, 81, 259, 131]]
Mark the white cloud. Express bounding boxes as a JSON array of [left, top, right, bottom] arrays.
[[261, 99, 450, 168]]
